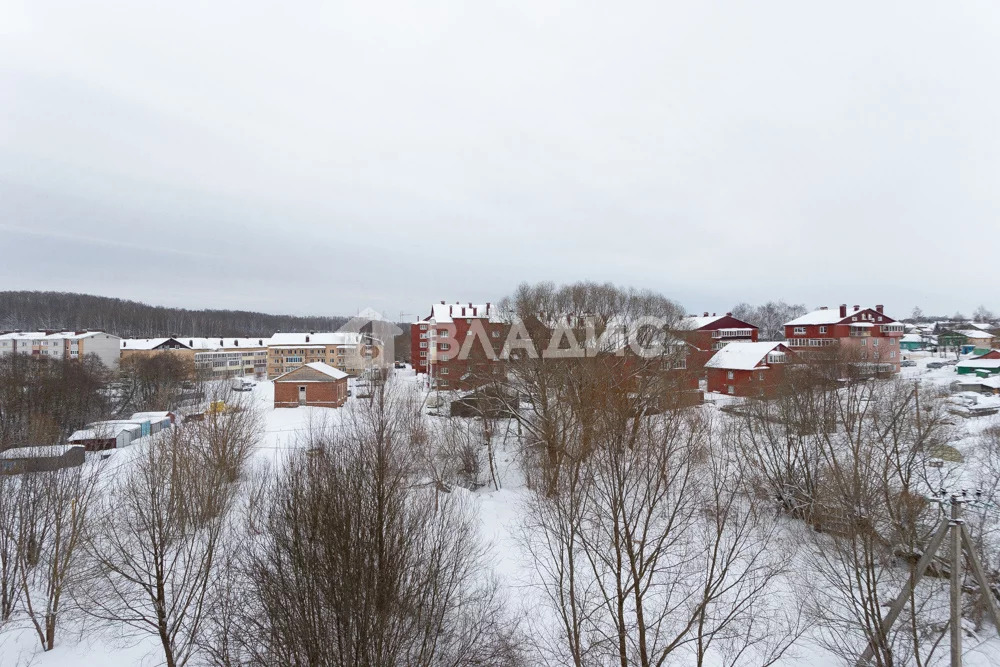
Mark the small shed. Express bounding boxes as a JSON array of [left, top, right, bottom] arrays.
[[69, 422, 142, 451], [273, 362, 349, 408], [130, 412, 175, 434], [0, 445, 86, 475], [956, 359, 1000, 376]]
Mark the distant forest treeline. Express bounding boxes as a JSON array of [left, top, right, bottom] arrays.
[[0, 291, 350, 338]]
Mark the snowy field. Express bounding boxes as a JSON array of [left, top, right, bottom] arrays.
[[3, 358, 1000, 666]]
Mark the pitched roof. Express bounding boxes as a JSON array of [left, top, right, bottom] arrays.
[[705, 342, 787, 371], [785, 306, 897, 326], [273, 361, 349, 381], [678, 315, 726, 330]]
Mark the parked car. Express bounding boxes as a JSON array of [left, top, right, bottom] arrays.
[[901, 360, 916, 367], [943, 359, 958, 366], [230, 378, 255, 392], [927, 362, 944, 369], [394, 361, 405, 369]]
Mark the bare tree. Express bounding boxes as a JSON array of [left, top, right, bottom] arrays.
[[15, 464, 100, 651], [522, 405, 798, 666], [227, 380, 523, 667], [0, 474, 21, 622], [730, 301, 808, 341], [82, 427, 235, 667]]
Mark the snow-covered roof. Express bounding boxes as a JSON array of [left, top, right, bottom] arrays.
[[273, 361, 349, 381], [784, 308, 847, 326], [678, 315, 726, 330], [955, 329, 993, 340], [957, 359, 1000, 370], [424, 303, 494, 324], [269, 332, 365, 346], [901, 333, 925, 343], [130, 412, 173, 420], [785, 306, 896, 326], [705, 342, 786, 371], [0, 445, 82, 459], [1, 330, 115, 341], [121, 338, 174, 350]]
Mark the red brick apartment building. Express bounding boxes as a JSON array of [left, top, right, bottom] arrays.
[[783, 304, 904, 372], [410, 302, 505, 391], [705, 342, 794, 397]]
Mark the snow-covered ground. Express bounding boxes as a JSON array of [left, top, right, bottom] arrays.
[[4, 360, 1000, 666]]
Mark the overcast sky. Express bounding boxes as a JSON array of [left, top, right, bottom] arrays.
[[2, 1, 999, 321]]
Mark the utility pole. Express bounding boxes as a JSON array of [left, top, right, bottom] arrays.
[[950, 497, 963, 667], [857, 491, 1000, 667]]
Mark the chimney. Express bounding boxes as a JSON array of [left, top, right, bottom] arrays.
[[472, 306, 477, 316], [819, 306, 828, 310], [703, 311, 709, 317], [449, 305, 453, 316], [853, 305, 860, 312], [440, 300, 445, 305], [468, 302, 473, 308], [876, 304, 884, 314], [486, 302, 491, 312], [305, 335, 310, 343], [233, 340, 238, 346], [725, 312, 732, 317], [712, 313, 716, 317], [839, 305, 847, 318], [461, 307, 466, 316]]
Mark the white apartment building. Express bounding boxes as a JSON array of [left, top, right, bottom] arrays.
[[0, 330, 121, 369]]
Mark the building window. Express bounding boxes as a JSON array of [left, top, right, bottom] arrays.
[[860, 339, 866, 346], [419, 333, 427, 339], [727, 371, 734, 379], [873, 338, 879, 347], [877, 316, 883, 322], [727, 385, 735, 394], [420, 342, 427, 348], [819, 326, 827, 334], [438, 330, 449, 338], [491, 331, 500, 338], [759, 372, 765, 381], [794, 327, 806, 335], [420, 351, 426, 358], [439, 343, 451, 351], [440, 368, 449, 375]]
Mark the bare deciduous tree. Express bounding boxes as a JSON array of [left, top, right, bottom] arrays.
[[226, 380, 523, 667], [83, 427, 235, 667], [16, 464, 100, 651]]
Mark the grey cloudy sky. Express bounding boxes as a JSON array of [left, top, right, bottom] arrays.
[[2, 1, 999, 320]]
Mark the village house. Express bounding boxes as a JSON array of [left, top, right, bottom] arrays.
[[783, 304, 904, 373], [704, 341, 793, 397], [0, 330, 121, 369], [273, 362, 349, 408]]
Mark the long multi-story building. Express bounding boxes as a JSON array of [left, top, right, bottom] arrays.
[[121, 337, 270, 379], [0, 330, 121, 369], [267, 332, 382, 378], [783, 304, 904, 372]]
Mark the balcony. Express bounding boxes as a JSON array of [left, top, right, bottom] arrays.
[[849, 325, 873, 337], [712, 328, 754, 339]]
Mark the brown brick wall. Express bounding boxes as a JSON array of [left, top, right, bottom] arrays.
[[274, 378, 347, 408]]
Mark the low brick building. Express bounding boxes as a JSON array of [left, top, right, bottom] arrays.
[[705, 341, 794, 397], [273, 362, 349, 409]]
